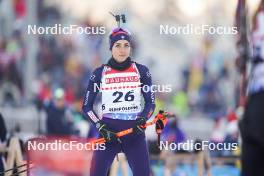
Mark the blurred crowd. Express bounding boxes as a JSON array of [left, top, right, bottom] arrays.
[[0, 0, 105, 107]]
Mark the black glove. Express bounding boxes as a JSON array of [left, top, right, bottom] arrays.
[[155, 110, 167, 133], [95, 121, 117, 142], [155, 119, 165, 132], [133, 117, 147, 134]]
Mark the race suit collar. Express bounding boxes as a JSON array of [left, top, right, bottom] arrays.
[[107, 57, 132, 71]]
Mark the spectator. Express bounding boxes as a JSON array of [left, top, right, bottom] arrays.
[[44, 88, 74, 136], [161, 118, 186, 144], [160, 117, 186, 176]]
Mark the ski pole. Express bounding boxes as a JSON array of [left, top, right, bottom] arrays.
[[91, 111, 174, 144], [91, 119, 158, 144]]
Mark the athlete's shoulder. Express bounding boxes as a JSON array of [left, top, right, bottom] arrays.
[[134, 62, 150, 72], [93, 64, 105, 73], [90, 65, 105, 82], [134, 61, 152, 78]]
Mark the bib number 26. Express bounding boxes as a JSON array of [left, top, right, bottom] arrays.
[[113, 91, 134, 103]]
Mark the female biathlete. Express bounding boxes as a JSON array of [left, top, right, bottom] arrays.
[[82, 27, 156, 176]]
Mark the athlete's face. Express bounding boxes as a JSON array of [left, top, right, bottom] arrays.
[[111, 40, 131, 63]]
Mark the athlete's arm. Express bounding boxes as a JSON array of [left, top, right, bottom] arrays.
[[137, 63, 156, 119], [82, 67, 103, 124]]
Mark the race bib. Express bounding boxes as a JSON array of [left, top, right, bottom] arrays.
[[101, 63, 142, 115]]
